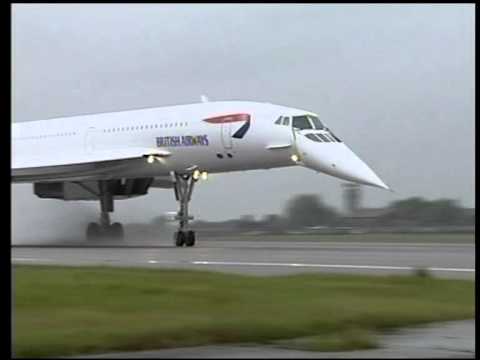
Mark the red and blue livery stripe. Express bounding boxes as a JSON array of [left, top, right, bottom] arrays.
[[203, 113, 251, 139]]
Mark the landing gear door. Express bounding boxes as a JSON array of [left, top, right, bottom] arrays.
[[221, 123, 233, 150]]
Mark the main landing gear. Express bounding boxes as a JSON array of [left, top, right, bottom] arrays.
[[86, 180, 124, 240], [172, 172, 198, 247], [84, 172, 201, 245]]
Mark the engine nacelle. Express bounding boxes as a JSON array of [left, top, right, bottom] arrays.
[[33, 178, 155, 201]]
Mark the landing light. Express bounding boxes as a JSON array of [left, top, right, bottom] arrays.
[[201, 171, 208, 180], [291, 154, 299, 163], [147, 155, 155, 164], [192, 169, 201, 180]]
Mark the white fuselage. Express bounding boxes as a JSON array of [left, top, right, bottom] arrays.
[[11, 100, 389, 190]]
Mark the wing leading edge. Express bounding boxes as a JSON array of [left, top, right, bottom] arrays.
[[12, 147, 171, 183]]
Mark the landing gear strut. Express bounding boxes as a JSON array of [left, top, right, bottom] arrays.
[[86, 180, 124, 240], [173, 172, 197, 247]]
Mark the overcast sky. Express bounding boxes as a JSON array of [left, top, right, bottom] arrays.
[[11, 4, 475, 238]]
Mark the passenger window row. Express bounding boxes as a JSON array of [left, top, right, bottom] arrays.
[[15, 132, 77, 140], [103, 122, 189, 133], [15, 120, 191, 140]]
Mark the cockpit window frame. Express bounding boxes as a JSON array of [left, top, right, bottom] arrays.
[[308, 115, 325, 130], [325, 134, 336, 142], [328, 129, 342, 142], [292, 115, 314, 130], [305, 133, 321, 142], [318, 133, 330, 142]]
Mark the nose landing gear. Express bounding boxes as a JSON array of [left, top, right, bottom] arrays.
[[173, 172, 197, 247], [174, 230, 195, 247]]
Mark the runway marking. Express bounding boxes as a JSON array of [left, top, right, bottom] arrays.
[[12, 258, 475, 274], [222, 242, 475, 247], [428, 267, 476, 273], [13, 258, 53, 262], [191, 261, 475, 273]]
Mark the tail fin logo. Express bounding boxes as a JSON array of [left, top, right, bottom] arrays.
[[203, 113, 251, 139]]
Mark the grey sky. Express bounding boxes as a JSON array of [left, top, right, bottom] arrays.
[[12, 4, 475, 235]]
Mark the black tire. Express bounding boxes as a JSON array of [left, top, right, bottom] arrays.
[[185, 231, 195, 247], [175, 231, 186, 247], [110, 223, 124, 239], [86, 222, 101, 240]]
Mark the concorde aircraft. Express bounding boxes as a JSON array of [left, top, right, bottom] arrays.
[[11, 99, 389, 246]]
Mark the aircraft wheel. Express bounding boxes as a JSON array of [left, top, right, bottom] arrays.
[[110, 223, 124, 239], [86, 222, 101, 240], [185, 231, 196, 247], [175, 231, 186, 247]]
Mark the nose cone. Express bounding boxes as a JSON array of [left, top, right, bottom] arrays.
[[298, 136, 389, 190]]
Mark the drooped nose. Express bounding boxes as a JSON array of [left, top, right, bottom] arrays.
[[297, 135, 390, 190]]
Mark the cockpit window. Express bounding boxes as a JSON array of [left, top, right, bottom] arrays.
[[308, 115, 325, 130], [318, 133, 330, 142], [274, 116, 282, 125], [325, 134, 336, 142], [305, 133, 321, 142], [292, 115, 313, 130]]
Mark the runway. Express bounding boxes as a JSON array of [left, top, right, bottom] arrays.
[[12, 237, 475, 279]]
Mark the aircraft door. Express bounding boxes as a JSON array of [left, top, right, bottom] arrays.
[[84, 127, 97, 154], [284, 116, 298, 150], [221, 123, 233, 149]]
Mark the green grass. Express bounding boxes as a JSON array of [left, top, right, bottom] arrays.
[[13, 265, 474, 357]]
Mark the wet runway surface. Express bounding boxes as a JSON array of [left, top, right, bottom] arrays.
[[68, 320, 475, 358], [12, 237, 475, 279]]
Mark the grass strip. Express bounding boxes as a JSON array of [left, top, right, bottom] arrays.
[[13, 265, 474, 357]]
